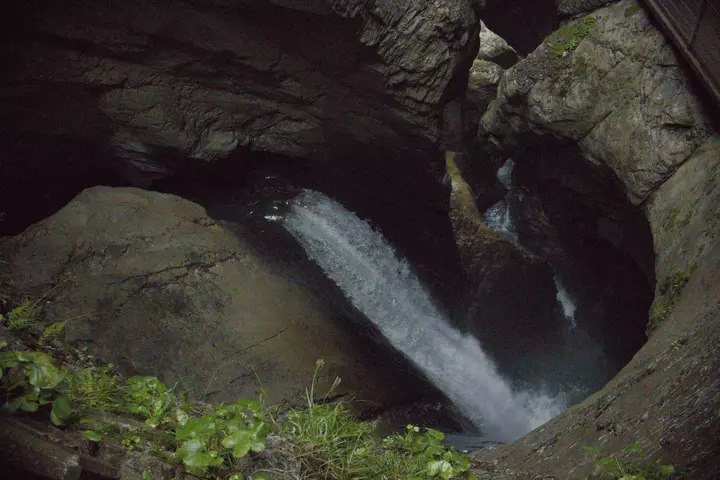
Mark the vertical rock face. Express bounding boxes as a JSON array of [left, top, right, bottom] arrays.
[[481, 0, 713, 204], [471, 1, 720, 477]]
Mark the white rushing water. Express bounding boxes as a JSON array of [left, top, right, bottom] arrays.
[[274, 190, 565, 442], [484, 199, 578, 330], [483, 200, 518, 245], [554, 276, 577, 328]]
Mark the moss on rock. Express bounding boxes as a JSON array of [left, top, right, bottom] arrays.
[[547, 15, 597, 59]]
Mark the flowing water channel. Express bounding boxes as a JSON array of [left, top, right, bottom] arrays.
[[271, 190, 566, 442]]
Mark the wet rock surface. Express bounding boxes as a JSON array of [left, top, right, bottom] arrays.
[[445, 152, 561, 372], [481, 0, 714, 204]]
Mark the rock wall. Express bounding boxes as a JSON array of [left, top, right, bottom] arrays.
[[0, 0, 479, 235], [2, 0, 478, 177], [472, 1, 720, 477]]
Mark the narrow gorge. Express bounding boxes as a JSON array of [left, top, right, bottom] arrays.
[[0, 0, 718, 479]]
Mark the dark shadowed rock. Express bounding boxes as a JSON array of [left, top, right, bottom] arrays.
[[445, 152, 561, 369], [1, 0, 479, 184]]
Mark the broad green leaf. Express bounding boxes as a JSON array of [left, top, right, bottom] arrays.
[[428, 460, 453, 480], [142, 472, 154, 480], [82, 431, 103, 442], [145, 417, 160, 428], [426, 428, 445, 441], [623, 442, 642, 454], [176, 417, 218, 441], [424, 444, 445, 458], [229, 474, 245, 480], [252, 474, 269, 480], [254, 421, 269, 438], [0, 338, 8, 349], [28, 360, 64, 389], [177, 439, 223, 476], [5, 391, 40, 413], [51, 394, 72, 425], [443, 450, 470, 470], [127, 376, 167, 393], [222, 427, 266, 458], [0, 351, 20, 369], [224, 419, 248, 433], [222, 430, 253, 458], [176, 407, 190, 426], [17, 351, 52, 363]]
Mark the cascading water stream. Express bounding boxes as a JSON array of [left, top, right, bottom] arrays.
[[554, 276, 577, 328], [271, 190, 565, 442], [484, 156, 579, 330]]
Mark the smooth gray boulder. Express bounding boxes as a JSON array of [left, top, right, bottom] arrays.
[[0, 187, 421, 411]]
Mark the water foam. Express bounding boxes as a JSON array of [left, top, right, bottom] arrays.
[[274, 190, 566, 441]]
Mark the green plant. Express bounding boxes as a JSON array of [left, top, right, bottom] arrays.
[[383, 425, 476, 480], [5, 300, 42, 332], [123, 376, 177, 427], [39, 321, 65, 345], [283, 360, 475, 480], [174, 399, 268, 477], [648, 262, 698, 331], [585, 442, 674, 479], [548, 15, 597, 58], [625, 5, 641, 17], [0, 340, 72, 425], [122, 434, 142, 451], [60, 364, 124, 413]]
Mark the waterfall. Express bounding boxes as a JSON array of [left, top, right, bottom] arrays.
[[483, 199, 578, 330], [272, 190, 565, 442], [554, 276, 577, 328], [483, 200, 518, 245]]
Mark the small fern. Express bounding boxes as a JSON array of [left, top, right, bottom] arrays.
[[6, 300, 42, 331]]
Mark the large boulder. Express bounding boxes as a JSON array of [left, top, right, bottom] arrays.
[[481, 0, 713, 204], [471, 1, 720, 477], [0, 186, 424, 411]]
